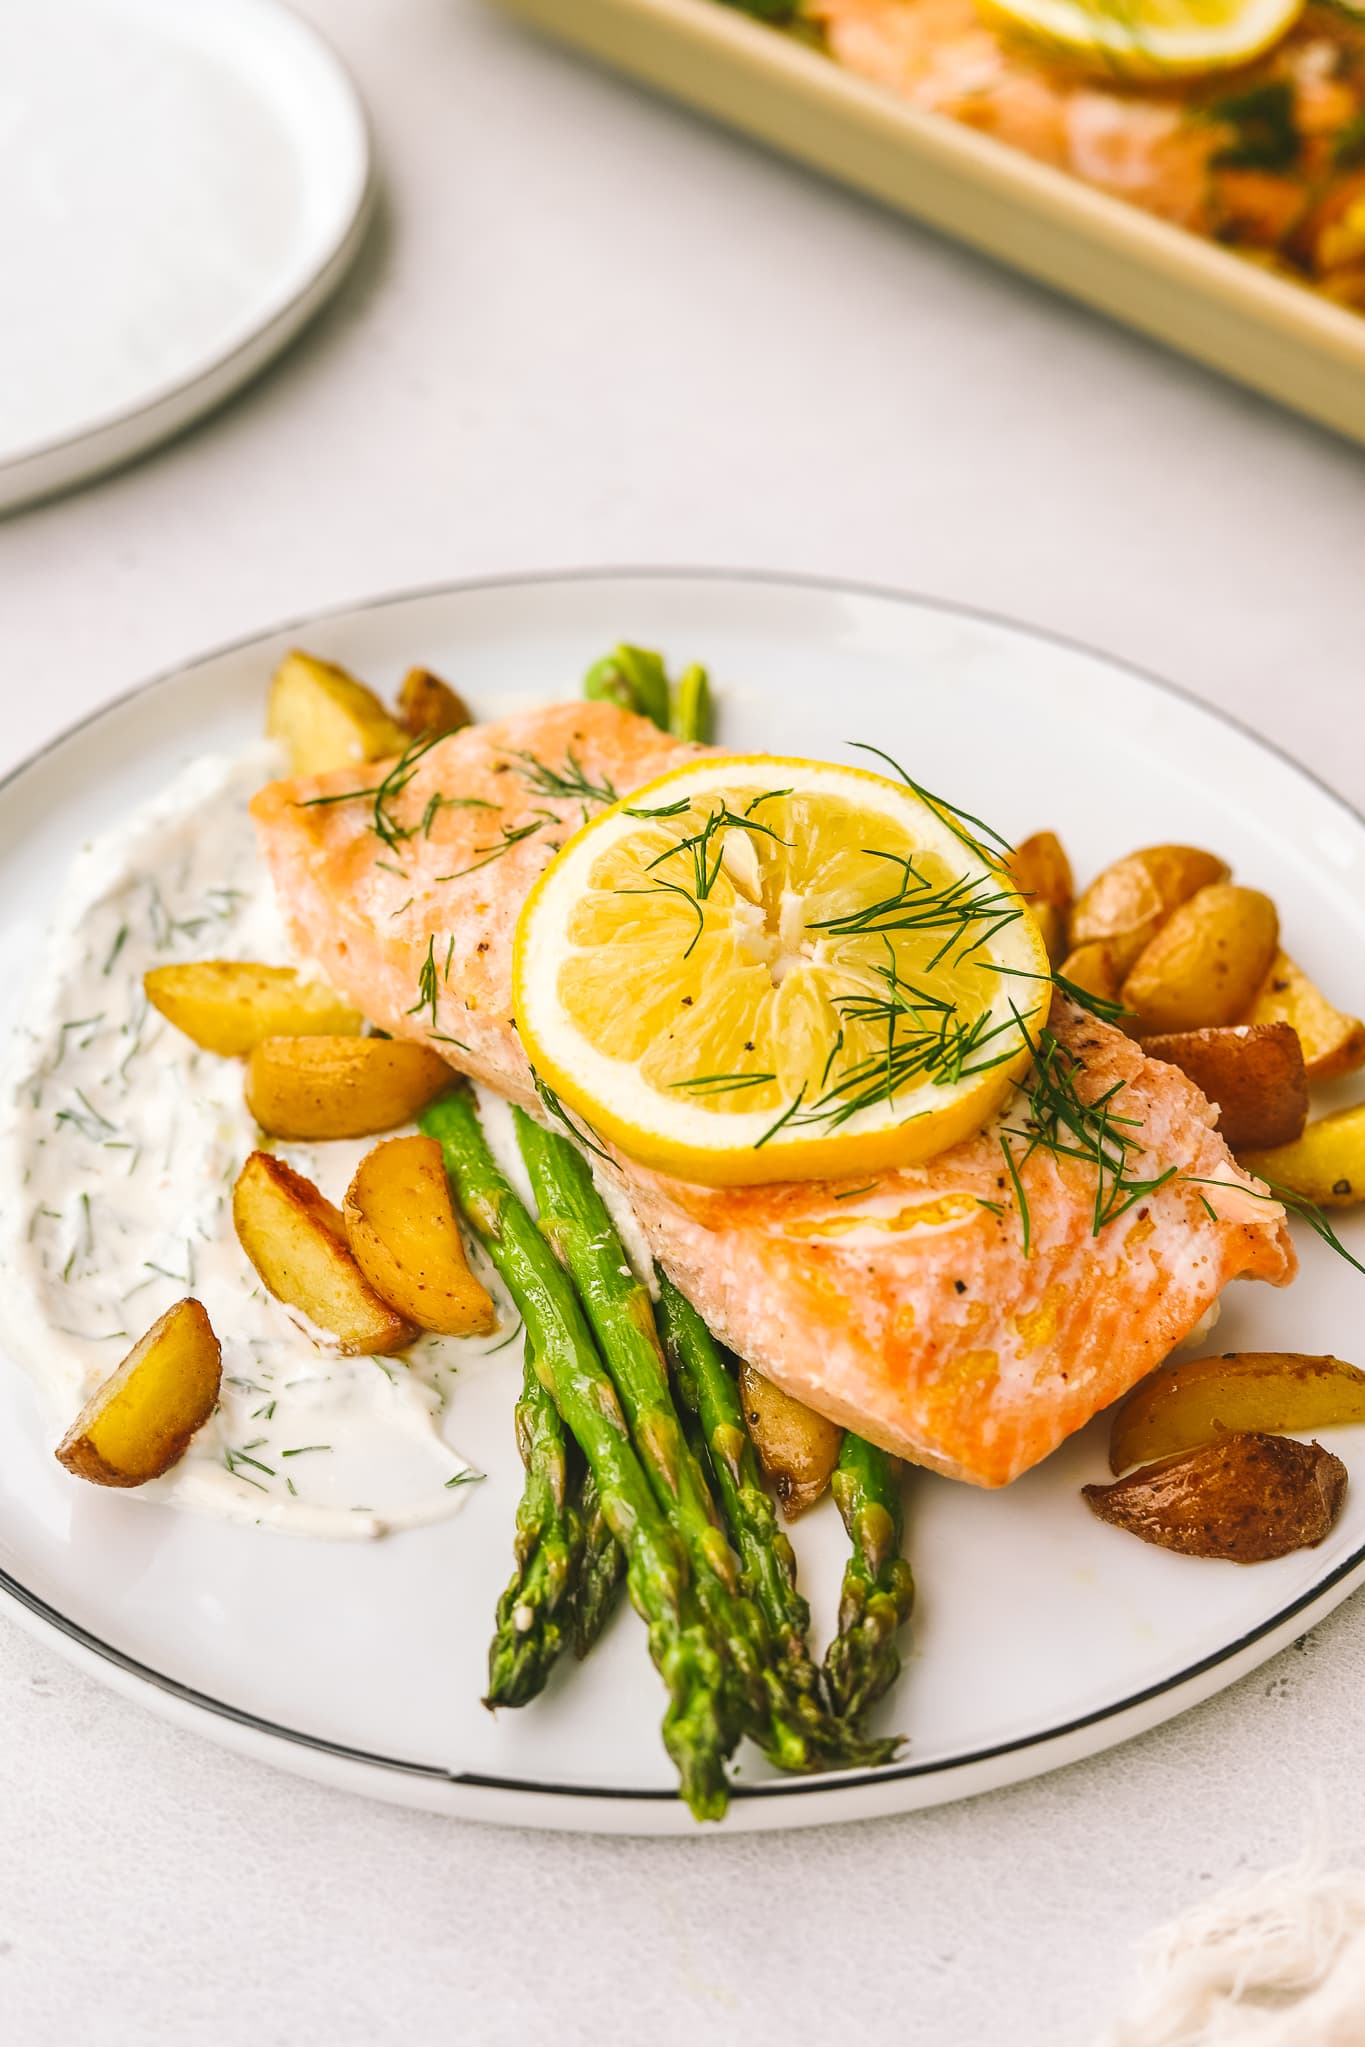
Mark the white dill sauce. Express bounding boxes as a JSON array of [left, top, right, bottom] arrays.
[[0, 745, 517, 1539]]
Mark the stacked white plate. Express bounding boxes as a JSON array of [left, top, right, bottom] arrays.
[[0, 0, 371, 512]]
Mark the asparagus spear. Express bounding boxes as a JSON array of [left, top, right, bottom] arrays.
[[655, 1276, 809, 1664], [516, 1111, 896, 1772], [582, 643, 713, 744], [570, 1465, 625, 1659], [672, 663, 712, 743], [485, 1344, 581, 1709], [583, 645, 671, 730], [823, 1432, 916, 1726], [421, 1088, 731, 1821], [658, 1274, 901, 1765]]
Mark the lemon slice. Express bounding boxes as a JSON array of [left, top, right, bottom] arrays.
[[513, 756, 1052, 1186], [979, 0, 1303, 76]]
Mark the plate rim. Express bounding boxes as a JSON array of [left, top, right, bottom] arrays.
[[0, 0, 374, 511], [6, 562, 1363, 1827]]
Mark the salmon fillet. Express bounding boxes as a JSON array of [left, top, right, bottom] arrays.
[[252, 700, 1296, 1488], [813, 0, 1365, 292]]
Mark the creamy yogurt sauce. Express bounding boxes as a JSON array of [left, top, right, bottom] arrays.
[[0, 744, 520, 1540]]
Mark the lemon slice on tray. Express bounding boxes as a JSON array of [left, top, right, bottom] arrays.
[[513, 756, 1052, 1186], [979, 0, 1304, 76]]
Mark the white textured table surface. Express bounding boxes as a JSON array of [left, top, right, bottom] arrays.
[[2, 3, 1363, 2041]]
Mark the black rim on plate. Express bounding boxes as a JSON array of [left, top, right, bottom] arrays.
[[5, 565, 1363, 1810]]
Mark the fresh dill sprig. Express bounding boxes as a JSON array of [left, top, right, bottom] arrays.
[[809, 865, 1025, 971], [1185, 1174, 1365, 1277], [531, 1070, 612, 1164], [438, 814, 557, 881], [754, 1084, 808, 1150], [998, 1132, 1031, 1257], [504, 748, 618, 808], [102, 925, 129, 976], [847, 741, 1014, 858], [294, 729, 446, 851], [407, 937, 440, 1026], [645, 800, 789, 900], [668, 1069, 777, 1095], [422, 792, 496, 837], [55, 1089, 117, 1141]]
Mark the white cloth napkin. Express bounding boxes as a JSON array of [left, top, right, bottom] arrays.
[[1102, 1824, 1365, 2046]]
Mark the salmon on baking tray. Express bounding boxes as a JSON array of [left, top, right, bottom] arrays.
[[252, 698, 1295, 1489]]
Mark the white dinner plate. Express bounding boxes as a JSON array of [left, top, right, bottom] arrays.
[[3, 570, 1364, 1835], [0, 0, 371, 514]]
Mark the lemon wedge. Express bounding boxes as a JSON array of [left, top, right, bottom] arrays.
[[513, 756, 1052, 1186], [979, 0, 1303, 76]]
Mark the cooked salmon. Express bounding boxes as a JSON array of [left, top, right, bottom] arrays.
[[812, 0, 1365, 302], [252, 700, 1295, 1487]]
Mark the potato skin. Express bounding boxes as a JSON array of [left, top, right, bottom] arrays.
[[1240, 1101, 1365, 1207], [233, 1152, 414, 1355], [144, 961, 364, 1057], [1109, 1350, 1365, 1474], [344, 1136, 495, 1336], [56, 1298, 222, 1488], [396, 667, 473, 739], [245, 1036, 454, 1140], [738, 1361, 843, 1518], [1058, 940, 1122, 1007], [1121, 884, 1279, 1035], [1139, 1022, 1307, 1151], [1008, 831, 1073, 967], [1248, 951, 1365, 1082], [1071, 845, 1230, 977], [1084, 1431, 1347, 1562], [267, 650, 407, 775]]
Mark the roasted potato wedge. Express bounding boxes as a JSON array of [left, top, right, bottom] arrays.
[[245, 1036, 454, 1140], [144, 961, 364, 1057], [1248, 951, 1365, 1082], [267, 650, 407, 775], [1008, 831, 1073, 967], [396, 667, 473, 739], [1071, 845, 1230, 977], [233, 1151, 415, 1354], [56, 1298, 222, 1488], [1240, 1101, 1365, 1207], [738, 1361, 843, 1518], [1139, 1022, 1307, 1151], [1058, 940, 1122, 1007], [344, 1136, 495, 1336], [1110, 1351, 1365, 1474], [1120, 884, 1279, 1035], [1083, 1431, 1346, 1562]]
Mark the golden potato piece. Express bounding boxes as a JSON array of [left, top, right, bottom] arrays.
[[1008, 831, 1074, 967], [1071, 845, 1230, 977], [1110, 1351, 1365, 1475], [1240, 1100, 1365, 1207], [396, 667, 473, 739], [267, 650, 407, 775], [233, 1151, 415, 1354], [1058, 940, 1122, 1008], [245, 1036, 454, 1140], [738, 1361, 843, 1518], [56, 1298, 222, 1488], [344, 1136, 495, 1336], [1083, 1431, 1346, 1562], [144, 961, 364, 1057], [1139, 1022, 1307, 1151], [1247, 951, 1365, 1083], [1121, 884, 1279, 1035]]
